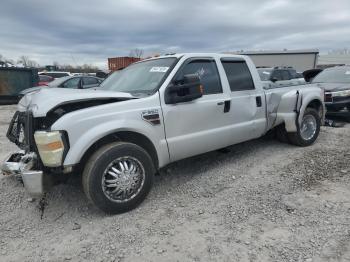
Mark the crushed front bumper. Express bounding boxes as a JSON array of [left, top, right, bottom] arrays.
[[1, 151, 47, 197]]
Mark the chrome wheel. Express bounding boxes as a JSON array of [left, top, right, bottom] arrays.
[[102, 157, 145, 203], [300, 114, 317, 141]]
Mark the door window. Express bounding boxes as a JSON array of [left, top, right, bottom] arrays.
[[83, 77, 99, 86], [281, 70, 291, 80], [288, 69, 298, 79], [221, 61, 255, 91], [62, 77, 80, 88], [175, 59, 222, 95], [271, 70, 282, 81]]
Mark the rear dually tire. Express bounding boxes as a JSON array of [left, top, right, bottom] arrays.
[[287, 108, 321, 147]]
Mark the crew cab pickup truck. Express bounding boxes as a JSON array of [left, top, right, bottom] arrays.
[[1, 53, 325, 214]]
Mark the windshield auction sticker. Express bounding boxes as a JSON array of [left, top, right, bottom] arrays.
[[150, 67, 169, 72]]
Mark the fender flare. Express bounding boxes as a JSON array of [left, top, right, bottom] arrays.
[[284, 91, 323, 132], [61, 120, 169, 168]]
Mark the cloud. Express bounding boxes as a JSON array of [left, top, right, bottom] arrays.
[[0, 0, 349, 68]]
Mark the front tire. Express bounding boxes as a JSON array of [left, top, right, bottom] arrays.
[[82, 142, 155, 214], [288, 108, 321, 147]]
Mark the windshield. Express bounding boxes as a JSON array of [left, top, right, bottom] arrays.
[[257, 69, 272, 81], [99, 58, 177, 95], [312, 67, 350, 83]]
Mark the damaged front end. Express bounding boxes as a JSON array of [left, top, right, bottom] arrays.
[[2, 109, 75, 197], [1, 88, 136, 197], [1, 151, 48, 197], [2, 111, 48, 197]]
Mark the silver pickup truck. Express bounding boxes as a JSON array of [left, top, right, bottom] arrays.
[[1, 53, 324, 214]]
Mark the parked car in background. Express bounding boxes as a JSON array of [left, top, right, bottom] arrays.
[[39, 71, 72, 79], [19, 75, 103, 97], [257, 67, 305, 89], [96, 70, 110, 79], [311, 66, 350, 115], [303, 68, 323, 83], [38, 74, 54, 86]]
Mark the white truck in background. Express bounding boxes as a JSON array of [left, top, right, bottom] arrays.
[[1, 53, 324, 214]]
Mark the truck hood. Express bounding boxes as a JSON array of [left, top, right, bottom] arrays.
[[314, 82, 350, 92], [18, 88, 135, 117]]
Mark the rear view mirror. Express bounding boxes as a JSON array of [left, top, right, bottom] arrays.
[[165, 74, 203, 104]]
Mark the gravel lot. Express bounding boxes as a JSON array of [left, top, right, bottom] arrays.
[[0, 105, 349, 262]]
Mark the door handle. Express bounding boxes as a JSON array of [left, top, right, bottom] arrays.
[[217, 100, 231, 112], [256, 96, 262, 107], [224, 100, 231, 113]]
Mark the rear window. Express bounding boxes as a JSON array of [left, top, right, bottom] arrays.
[[221, 60, 255, 91]]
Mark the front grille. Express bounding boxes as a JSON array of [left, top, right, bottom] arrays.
[[7, 111, 34, 152], [333, 96, 350, 103]]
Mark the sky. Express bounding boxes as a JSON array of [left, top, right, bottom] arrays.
[[0, 0, 349, 69]]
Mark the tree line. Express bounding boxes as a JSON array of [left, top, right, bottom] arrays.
[[0, 48, 146, 72], [0, 54, 99, 72]]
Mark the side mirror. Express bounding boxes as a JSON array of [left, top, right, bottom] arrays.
[[270, 77, 278, 83], [165, 74, 203, 104]]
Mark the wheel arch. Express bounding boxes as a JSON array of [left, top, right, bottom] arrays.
[[306, 99, 324, 118], [281, 93, 324, 133], [78, 131, 159, 172]]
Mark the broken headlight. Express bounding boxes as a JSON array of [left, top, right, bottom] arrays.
[[34, 131, 65, 167]]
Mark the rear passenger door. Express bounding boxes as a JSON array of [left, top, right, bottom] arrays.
[[220, 58, 267, 139]]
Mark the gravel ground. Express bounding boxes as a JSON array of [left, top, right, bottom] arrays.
[[0, 105, 349, 262]]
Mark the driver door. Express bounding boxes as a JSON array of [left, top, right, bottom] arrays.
[[161, 58, 233, 162]]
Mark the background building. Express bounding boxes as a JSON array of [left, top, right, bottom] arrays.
[[317, 53, 350, 69], [234, 49, 319, 72]]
